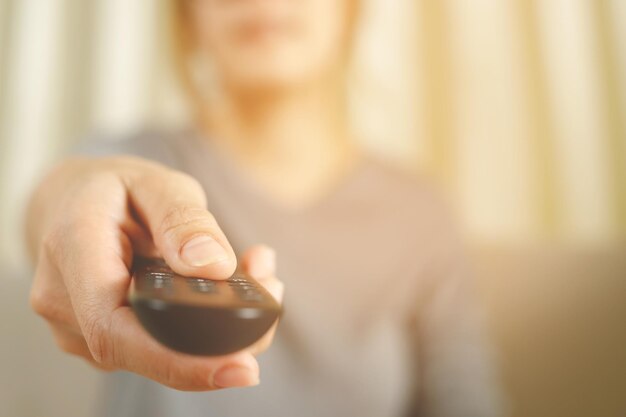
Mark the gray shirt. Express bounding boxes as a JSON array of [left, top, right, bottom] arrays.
[[75, 129, 504, 417]]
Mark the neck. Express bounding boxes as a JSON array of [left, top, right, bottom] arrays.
[[198, 76, 358, 207]]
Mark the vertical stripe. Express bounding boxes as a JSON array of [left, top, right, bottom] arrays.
[[593, 0, 626, 235], [0, 0, 15, 266], [535, 0, 616, 242], [0, 0, 16, 134], [149, 0, 193, 129], [0, 0, 15, 149], [349, 0, 421, 164], [0, 0, 14, 93], [0, 0, 66, 268], [446, 0, 536, 241], [415, 0, 456, 190], [53, 0, 97, 149], [91, 0, 159, 134], [516, 0, 561, 239], [608, 0, 626, 117]]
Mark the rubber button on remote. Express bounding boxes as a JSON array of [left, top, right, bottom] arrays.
[[188, 278, 216, 294]]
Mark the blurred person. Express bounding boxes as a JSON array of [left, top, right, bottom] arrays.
[[25, 0, 504, 416]]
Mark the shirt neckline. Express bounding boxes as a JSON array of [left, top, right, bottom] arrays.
[[181, 128, 370, 218]]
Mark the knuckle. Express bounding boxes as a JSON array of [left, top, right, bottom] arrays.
[[29, 291, 70, 326], [42, 216, 93, 265], [29, 285, 50, 319], [48, 324, 92, 359], [29, 261, 76, 326], [41, 225, 67, 263], [188, 366, 212, 390], [160, 363, 185, 390], [159, 205, 217, 240], [160, 362, 209, 391], [82, 316, 115, 366]]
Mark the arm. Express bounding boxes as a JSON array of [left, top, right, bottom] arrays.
[[409, 230, 506, 417]]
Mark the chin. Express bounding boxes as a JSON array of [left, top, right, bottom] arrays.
[[223, 63, 322, 93]]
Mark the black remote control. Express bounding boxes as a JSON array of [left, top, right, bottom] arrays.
[[128, 257, 282, 356]]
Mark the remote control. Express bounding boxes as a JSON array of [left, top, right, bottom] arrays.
[[128, 257, 282, 356]]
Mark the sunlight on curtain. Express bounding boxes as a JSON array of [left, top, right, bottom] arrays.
[[0, 1, 67, 269], [0, 0, 625, 270], [445, 0, 538, 240], [91, 0, 159, 131], [537, 0, 616, 241]]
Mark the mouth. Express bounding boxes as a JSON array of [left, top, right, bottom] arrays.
[[232, 13, 297, 45]]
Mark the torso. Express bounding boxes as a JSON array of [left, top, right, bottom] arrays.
[[82, 129, 455, 417]]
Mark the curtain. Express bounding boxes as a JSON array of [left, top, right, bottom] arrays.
[[1, 0, 625, 270]]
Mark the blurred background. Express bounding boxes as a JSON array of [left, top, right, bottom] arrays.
[[0, 0, 624, 416]]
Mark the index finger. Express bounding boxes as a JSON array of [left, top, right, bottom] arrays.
[[119, 159, 237, 279]]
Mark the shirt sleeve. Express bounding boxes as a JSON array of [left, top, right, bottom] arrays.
[[66, 129, 185, 169], [407, 217, 508, 417]]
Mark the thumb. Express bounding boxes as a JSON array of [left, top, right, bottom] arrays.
[[122, 162, 236, 279]]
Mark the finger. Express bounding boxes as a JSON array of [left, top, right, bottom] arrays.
[[30, 251, 81, 330], [121, 163, 236, 279], [239, 245, 284, 302], [259, 276, 284, 305], [120, 216, 160, 258], [241, 278, 283, 356], [49, 323, 117, 371], [50, 322, 91, 358], [240, 245, 276, 280], [239, 245, 284, 356]]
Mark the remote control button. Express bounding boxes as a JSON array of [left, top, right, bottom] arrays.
[[151, 272, 171, 280], [228, 281, 255, 287], [145, 272, 174, 295], [231, 286, 264, 301], [226, 275, 264, 302], [227, 276, 249, 283], [227, 279, 255, 286], [187, 278, 216, 294]]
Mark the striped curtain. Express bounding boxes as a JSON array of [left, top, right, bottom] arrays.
[[1, 0, 625, 269]]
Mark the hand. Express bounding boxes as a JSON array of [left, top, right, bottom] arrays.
[[27, 156, 284, 390]]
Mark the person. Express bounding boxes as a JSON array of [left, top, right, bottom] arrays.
[[26, 1, 504, 416]]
